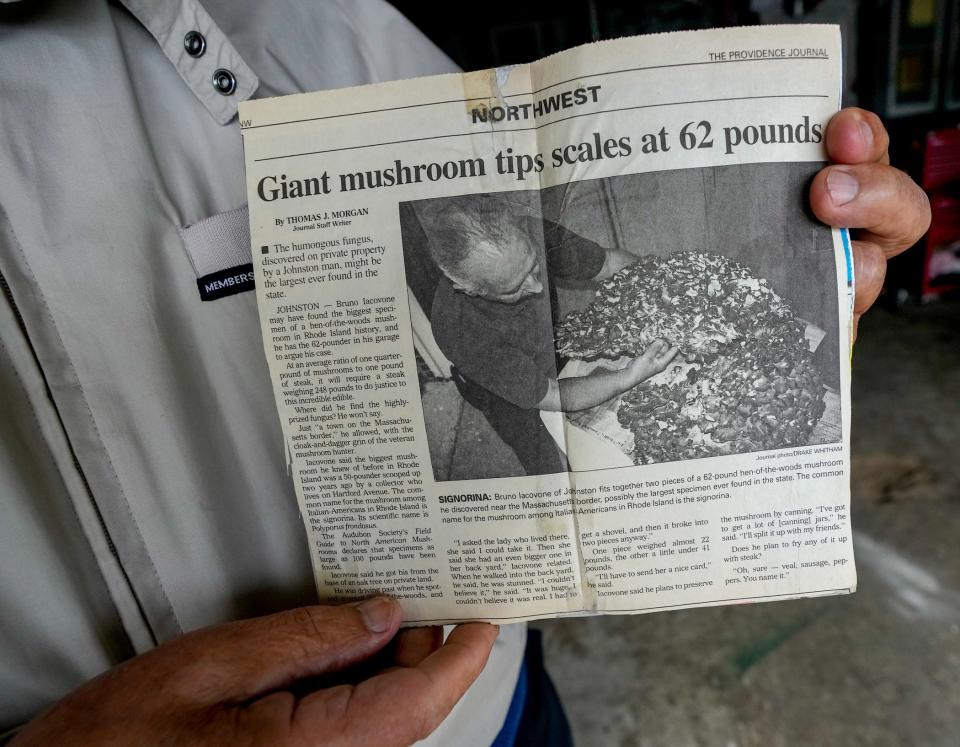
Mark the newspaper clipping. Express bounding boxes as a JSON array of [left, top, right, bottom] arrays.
[[240, 24, 856, 624]]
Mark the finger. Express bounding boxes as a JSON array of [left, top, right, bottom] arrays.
[[852, 240, 887, 339], [643, 340, 666, 359], [170, 597, 403, 703], [658, 345, 679, 363], [809, 163, 931, 257], [391, 626, 445, 668], [292, 623, 499, 747], [825, 108, 890, 165]]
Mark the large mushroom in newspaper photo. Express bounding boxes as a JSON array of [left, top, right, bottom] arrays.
[[554, 251, 834, 465]]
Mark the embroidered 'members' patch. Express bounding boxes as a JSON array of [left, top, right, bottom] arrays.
[[180, 205, 254, 302]]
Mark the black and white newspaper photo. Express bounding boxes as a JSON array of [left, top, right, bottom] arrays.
[[402, 163, 842, 482], [239, 24, 856, 625]]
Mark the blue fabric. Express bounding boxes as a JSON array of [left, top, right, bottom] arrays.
[[490, 659, 528, 747]]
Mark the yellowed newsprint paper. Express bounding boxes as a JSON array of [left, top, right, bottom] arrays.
[[240, 25, 855, 625]]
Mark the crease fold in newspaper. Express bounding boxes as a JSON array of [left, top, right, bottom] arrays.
[[240, 24, 854, 625]]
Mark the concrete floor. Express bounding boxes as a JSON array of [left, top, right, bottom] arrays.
[[425, 302, 960, 746]]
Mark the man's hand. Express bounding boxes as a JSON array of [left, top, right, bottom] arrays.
[[626, 339, 680, 382], [598, 246, 637, 279], [810, 107, 931, 338], [12, 597, 497, 747], [546, 339, 678, 412]]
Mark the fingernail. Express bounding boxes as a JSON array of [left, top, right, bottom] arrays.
[[857, 119, 873, 151], [827, 168, 859, 206], [355, 596, 394, 633]]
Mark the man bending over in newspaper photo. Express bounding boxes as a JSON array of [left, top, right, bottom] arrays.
[[426, 199, 678, 477]]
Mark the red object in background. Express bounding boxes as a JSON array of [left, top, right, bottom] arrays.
[[921, 129, 960, 300]]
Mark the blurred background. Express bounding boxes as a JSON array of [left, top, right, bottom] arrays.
[[391, 1, 960, 744]]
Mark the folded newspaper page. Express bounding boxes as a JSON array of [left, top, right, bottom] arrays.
[[240, 24, 855, 625]]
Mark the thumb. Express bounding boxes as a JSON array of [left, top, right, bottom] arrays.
[[165, 597, 402, 704]]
